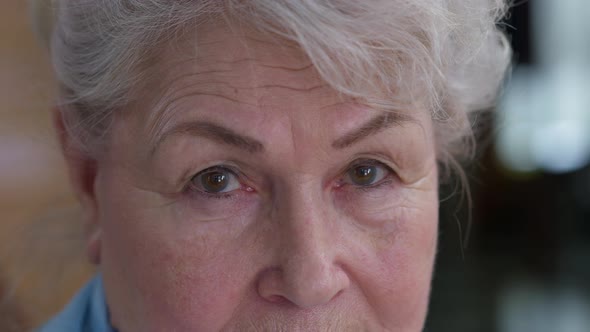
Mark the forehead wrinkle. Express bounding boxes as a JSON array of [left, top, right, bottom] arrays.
[[144, 64, 324, 153], [167, 54, 297, 73], [158, 41, 318, 96], [142, 35, 324, 157], [243, 35, 300, 49], [166, 73, 328, 94], [258, 63, 314, 72], [247, 83, 328, 93], [319, 100, 351, 110], [145, 57, 247, 129], [150, 66, 236, 112], [157, 56, 233, 77], [144, 82, 258, 155], [157, 57, 264, 88]]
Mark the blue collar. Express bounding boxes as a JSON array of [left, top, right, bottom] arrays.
[[37, 275, 116, 332]]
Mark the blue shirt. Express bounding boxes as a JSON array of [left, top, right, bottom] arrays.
[[37, 275, 116, 332]]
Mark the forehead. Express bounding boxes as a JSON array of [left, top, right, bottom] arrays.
[[157, 22, 320, 96], [124, 21, 431, 153]]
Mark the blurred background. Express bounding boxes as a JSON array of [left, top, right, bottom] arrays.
[[427, 1, 590, 331], [0, 0, 589, 331], [0, 1, 94, 331]]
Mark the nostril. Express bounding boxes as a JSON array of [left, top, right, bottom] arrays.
[[266, 294, 290, 305], [257, 256, 352, 308], [333, 288, 345, 300], [258, 268, 293, 305]]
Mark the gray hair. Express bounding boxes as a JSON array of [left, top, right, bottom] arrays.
[[31, 0, 511, 169]]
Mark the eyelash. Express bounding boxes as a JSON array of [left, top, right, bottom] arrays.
[[185, 158, 395, 200]]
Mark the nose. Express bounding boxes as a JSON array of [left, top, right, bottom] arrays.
[[257, 190, 350, 308]]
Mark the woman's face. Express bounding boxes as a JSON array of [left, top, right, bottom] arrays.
[[84, 23, 439, 331]]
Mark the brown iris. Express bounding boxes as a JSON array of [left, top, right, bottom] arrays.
[[200, 170, 230, 193], [349, 165, 377, 186]]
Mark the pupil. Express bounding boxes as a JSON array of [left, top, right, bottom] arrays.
[[203, 172, 228, 192], [353, 165, 376, 185]]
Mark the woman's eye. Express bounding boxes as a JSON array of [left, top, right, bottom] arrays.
[[345, 162, 390, 186], [190, 167, 241, 193]]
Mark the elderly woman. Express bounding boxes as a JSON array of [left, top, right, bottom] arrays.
[[34, 0, 510, 331]]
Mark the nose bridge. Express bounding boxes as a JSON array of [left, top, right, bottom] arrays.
[[283, 191, 328, 271], [277, 176, 328, 258], [260, 178, 349, 308]]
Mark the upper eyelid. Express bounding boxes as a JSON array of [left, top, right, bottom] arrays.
[[347, 158, 395, 173], [193, 165, 242, 179], [350, 159, 388, 167]]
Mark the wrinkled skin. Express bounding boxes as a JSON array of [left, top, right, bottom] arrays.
[[62, 22, 439, 331]]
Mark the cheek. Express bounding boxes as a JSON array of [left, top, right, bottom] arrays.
[[335, 186, 405, 232], [348, 197, 438, 329], [97, 186, 261, 330], [140, 240, 250, 329], [102, 220, 258, 330]]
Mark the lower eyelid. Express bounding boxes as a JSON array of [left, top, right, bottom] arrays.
[[363, 178, 394, 190], [353, 175, 394, 190], [186, 186, 240, 201], [200, 192, 237, 200]]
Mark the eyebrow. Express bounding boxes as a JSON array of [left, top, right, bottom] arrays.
[[151, 121, 264, 155], [150, 111, 414, 156], [331, 111, 414, 149]]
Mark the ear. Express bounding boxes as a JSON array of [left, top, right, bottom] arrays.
[[52, 107, 102, 265]]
